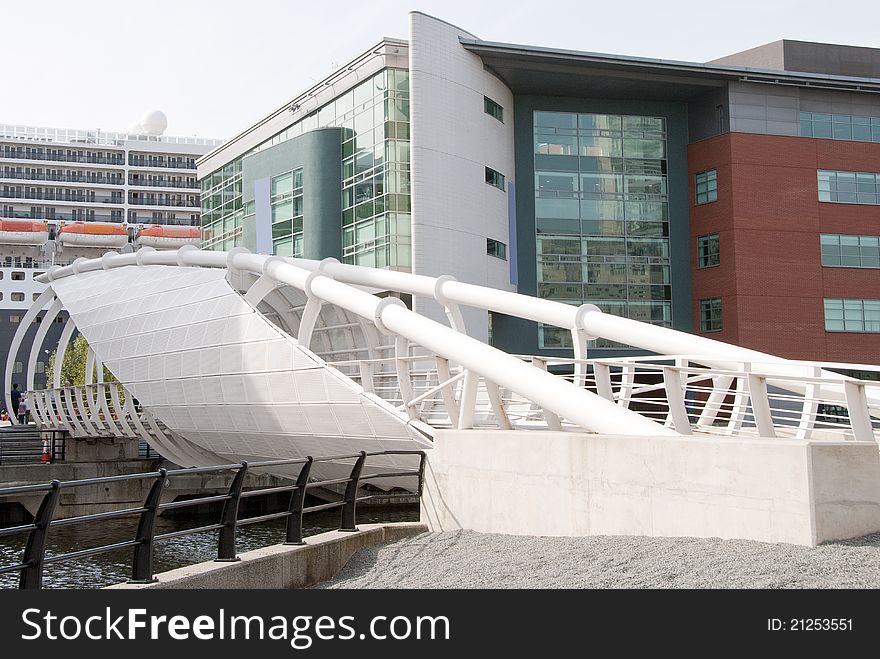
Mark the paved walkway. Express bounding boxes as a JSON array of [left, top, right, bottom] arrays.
[[315, 529, 880, 588]]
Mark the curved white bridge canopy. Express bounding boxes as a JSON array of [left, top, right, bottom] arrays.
[[5, 247, 878, 476]]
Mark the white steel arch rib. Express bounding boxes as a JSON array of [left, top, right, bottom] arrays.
[[7, 247, 877, 472]]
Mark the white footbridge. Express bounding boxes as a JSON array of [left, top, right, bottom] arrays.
[[5, 247, 879, 483]]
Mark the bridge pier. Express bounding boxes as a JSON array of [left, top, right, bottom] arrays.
[[420, 429, 880, 547]]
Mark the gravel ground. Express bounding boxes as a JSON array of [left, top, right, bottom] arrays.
[[314, 530, 880, 589]]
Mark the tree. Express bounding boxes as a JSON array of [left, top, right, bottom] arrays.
[[46, 335, 117, 387]]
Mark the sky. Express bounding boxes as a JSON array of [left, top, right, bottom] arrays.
[[3, 0, 879, 140]]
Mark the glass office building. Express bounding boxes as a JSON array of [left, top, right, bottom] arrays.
[[195, 13, 880, 364], [533, 111, 672, 348], [201, 68, 411, 269]]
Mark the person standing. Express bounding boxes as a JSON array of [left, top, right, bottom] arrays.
[[10, 384, 22, 424]]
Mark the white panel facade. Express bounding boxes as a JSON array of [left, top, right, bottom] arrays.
[[409, 12, 516, 340], [49, 265, 426, 480]]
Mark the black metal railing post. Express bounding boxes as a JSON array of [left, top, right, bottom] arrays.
[[0, 450, 424, 587], [417, 451, 427, 496], [340, 452, 366, 532], [284, 456, 313, 545], [19, 481, 61, 589], [216, 462, 247, 562], [129, 468, 167, 583]]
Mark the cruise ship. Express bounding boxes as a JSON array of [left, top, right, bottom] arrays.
[[0, 113, 221, 411]]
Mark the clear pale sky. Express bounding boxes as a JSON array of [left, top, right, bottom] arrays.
[[4, 0, 879, 140]]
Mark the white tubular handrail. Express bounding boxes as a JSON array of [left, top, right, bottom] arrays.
[[34, 247, 679, 437], [29, 246, 880, 437], [276, 255, 878, 408]]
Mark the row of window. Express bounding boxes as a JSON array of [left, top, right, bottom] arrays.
[[2, 314, 65, 324], [818, 170, 880, 205], [1, 292, 50, 302], [824, 299, 880, 333], [799, 112, 880, 143], [694, 167, 880, 207], [537, 171, 668, 198], [699, 297, 880, 333], [820, 234, 880, 268], [697, 233, 880, 269], [0, 271, 43, 281], [535, 112, 666, 135], [8, 362, 46, 374]]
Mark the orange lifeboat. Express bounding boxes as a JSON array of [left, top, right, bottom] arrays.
[[0, 220, 49, 246], [136, 225, 201, 249], [58, 222, 128, 248]]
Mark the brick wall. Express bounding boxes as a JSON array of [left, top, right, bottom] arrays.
[[688, 133, 880, 363]]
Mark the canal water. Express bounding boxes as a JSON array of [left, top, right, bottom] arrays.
[[0, 504, 418, 589]]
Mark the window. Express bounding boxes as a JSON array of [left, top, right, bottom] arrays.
[[800, 112, 880, 143], [13, 361, 22, 374], [824, 299, 880, 332], [487, 238, 507, 260], [695, 170, 717, 204], [32, 293, 40, 301], [700, 298, 722, 332], [539, 323, 573, 349], [35, 361, 45, 374], [270, 167, 305, 258], [533, 111, 672, 348], [697, 233, 720, 268], [818, 170, 880, 205], [485, 167, 505, 191], [11, 292, 24, 302], [484, 96, 504, 122], [11, 271, 25, 281], [9, 314, 20, 323], [820, 234, 880, 268]]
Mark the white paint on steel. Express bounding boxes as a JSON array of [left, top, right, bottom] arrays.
[[9, 245, 876, 470]]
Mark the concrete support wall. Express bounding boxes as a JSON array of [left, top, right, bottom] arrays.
[[420, 430, 880, 546], [108, 523, 427, 589]]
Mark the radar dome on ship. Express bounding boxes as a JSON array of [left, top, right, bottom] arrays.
[[140, 110, 168, 136]]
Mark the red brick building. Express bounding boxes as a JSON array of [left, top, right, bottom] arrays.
[[675, 40, 879, 365], [690, 131, 880, 363]]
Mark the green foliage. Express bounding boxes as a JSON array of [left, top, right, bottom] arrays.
[[46, 335, 117, 387]]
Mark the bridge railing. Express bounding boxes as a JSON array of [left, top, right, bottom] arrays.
[[0, 449, 426, 589], [327, 352, 880, 441], [538, 355, 880, 442], [26, 383, 184, 460], [13, 246, 880, 440]]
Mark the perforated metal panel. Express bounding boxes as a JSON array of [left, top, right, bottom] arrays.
[[50, 265, 428, 482]]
